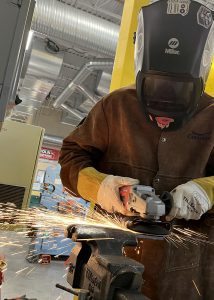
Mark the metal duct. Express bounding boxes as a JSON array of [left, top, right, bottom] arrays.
[[78, 98, 95, 114], [76, 85, 99, 104], [96, 72, 112, 96], [43, 134, 63, 147], [16, 37, 63, 117], [61, 104, 85, 121], [32, 0, 119, 57], [53, 60, 113, 108]]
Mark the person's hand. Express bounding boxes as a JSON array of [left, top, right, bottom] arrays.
[[166, 181, 212, 221], [97, 175, 139, 215]]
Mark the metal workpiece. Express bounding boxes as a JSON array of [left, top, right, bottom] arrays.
[[67, 224, 137, 242], [65, 224, 149, 300]]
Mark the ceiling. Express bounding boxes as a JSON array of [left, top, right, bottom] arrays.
[[11, 0, 124, 148]]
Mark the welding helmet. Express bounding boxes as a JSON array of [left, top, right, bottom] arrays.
[[134, 0, 214, 130]]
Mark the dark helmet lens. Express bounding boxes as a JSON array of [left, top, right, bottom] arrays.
[[143, 76, 194, 114]]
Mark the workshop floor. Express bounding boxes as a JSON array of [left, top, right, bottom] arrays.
[[1, 231, 73, 300]]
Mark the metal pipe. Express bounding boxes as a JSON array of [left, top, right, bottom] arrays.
[[61, 104, 84, 121], [76, 85, 99, 104], [32, 0, 119, 57], [17, 38, 63, 115], [96, 71, 112, 96], [53, 60, 113, 108], [43, 134, 63, 146]]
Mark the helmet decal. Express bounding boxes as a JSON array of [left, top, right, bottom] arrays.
[[197, 5, 213, 28], [134, 12, 144, 75], [167, 0, 191, 16]]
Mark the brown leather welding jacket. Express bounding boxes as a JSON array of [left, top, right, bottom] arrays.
[[59, 86, 214, 300]]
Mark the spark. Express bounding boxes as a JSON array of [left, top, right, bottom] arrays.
[[26, 267, 36, 276], [0, 201, 126, 238], [11, 250, 27, 256], [165, 226, 214, 248], [192, 279, 201, 296], [15, 267, 29, 274], [0, 242, 23, 248], [1, 200, 213, 256]]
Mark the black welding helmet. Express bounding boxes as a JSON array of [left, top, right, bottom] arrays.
[[135, 0, 214, 130]]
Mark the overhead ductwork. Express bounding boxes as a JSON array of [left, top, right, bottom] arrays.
[[32, 0, 119, 57], [75, 85, 99, 105], [96, 72, 112, 96], [61, 104, 85, 121], [14, 37, 63, 119], [43, 134, 63, 148], [53, 60, 114, 109]]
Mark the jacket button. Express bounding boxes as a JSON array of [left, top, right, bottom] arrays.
[[153, 177, 160, 186], [161, 137, 167, 143]]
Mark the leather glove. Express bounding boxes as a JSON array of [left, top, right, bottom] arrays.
[[167, 181, 212, 221], [97, 175, 139, 214], [77, 167, 139, 215]]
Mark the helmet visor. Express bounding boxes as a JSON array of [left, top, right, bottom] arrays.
[[143, 75, 195, 116]]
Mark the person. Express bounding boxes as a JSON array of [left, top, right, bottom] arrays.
[[59, 0, 214, 299]]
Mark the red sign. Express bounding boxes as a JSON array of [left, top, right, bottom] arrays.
[[40, 147, 60, 161]]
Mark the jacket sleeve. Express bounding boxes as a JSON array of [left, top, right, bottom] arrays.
[[193, 148, 214, 207], [58, 99, 109, 195]]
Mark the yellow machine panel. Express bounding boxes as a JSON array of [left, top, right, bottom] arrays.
[[206, 60, 214, 97], [0, 120, 44, 208], [110, 0, 149, 92]]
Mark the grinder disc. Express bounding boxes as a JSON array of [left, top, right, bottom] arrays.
[[126, 219, 171, 236]]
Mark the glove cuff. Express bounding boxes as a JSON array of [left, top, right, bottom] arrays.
[[188, 180, 212, 210], [77, 167, 108, 202], [193, 176, 214, 208]]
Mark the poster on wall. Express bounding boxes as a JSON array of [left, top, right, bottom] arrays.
[[39, 147, 60, 161]]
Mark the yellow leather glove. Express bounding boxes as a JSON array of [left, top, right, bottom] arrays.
[[167, 176, 214, 221], [77, 167, 139, 214]]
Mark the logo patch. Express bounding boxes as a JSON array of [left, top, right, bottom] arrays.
[[165, 37, 180, 55], [187, 131, 211, 140], [197, 6, 213, 29], [168, 38, 179, 49], [167, 0, 191, 16]]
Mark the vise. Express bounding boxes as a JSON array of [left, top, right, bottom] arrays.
[[56, 224, 149, 300]]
